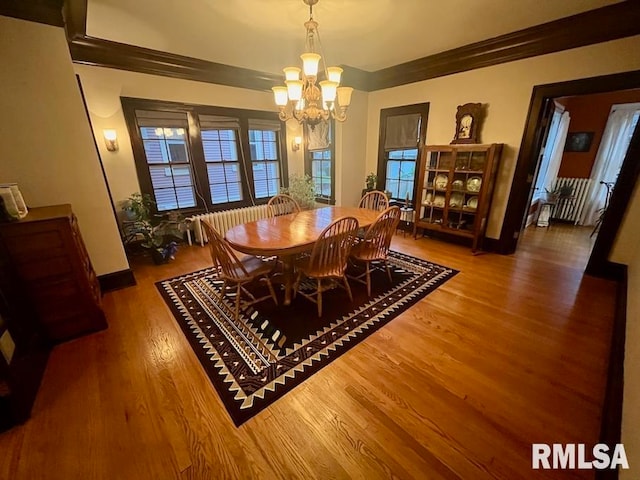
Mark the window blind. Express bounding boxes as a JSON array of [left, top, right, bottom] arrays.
[[135, 110, 188, 128], [384, 114, 421, 150]]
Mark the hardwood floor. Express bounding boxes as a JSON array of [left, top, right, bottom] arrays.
[[0, 224, 616, 479]]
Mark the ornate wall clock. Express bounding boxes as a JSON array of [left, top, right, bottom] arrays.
[[451, 103, 483, 144]]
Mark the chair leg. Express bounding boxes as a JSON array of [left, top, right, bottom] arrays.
[[317, 278, 322, 317], [293, 271, 302, 299], [384, 260, 393, 282], [365, 262, 371, 297], [342, 275, 353, 303], [265, 277, 278, 306], [235, 284, 241, 320], [219, 280, 228, 303]]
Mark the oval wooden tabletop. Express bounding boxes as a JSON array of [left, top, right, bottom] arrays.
[[225, 206, 381, 256]]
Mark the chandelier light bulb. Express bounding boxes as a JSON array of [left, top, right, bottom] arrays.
[[327, 67, 343, 84], [272, 86, 289, 106], [319, 80, 337, 103], [286, 80, 304, 101], [283, 67, 301, 81], [300, 53, 321, 77], [337, 87, 354, 107]]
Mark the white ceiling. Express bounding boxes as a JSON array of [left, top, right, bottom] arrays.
[[87, 0, 622, 74]]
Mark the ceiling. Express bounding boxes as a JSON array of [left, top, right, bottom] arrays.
[[86, 0, 623, 75]]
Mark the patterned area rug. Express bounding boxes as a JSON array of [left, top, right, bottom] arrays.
[[157, 250, 457, 426]]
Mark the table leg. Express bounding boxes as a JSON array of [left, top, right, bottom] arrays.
[[281, 254, 295, 306]]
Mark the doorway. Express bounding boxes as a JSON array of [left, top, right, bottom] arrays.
[[498, 69, 640, 279], [521, 95, 640, 267]]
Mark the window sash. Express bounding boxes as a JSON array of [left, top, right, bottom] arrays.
[[304, 121, 335, 204], [249, 128, 281, 199], [385, 149, 418, 201]]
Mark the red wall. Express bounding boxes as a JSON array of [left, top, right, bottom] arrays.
[[557, 89, 640, 178]]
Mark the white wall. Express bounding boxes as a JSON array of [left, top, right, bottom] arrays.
[[335, 89, 369, 207], [366, 35, 640, 239], [0, 17, 129, 276]]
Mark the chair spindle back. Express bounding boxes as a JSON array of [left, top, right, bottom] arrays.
[[359, 190, 389, 212]]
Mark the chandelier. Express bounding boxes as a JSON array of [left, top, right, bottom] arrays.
[[272, 0, 353, 128]]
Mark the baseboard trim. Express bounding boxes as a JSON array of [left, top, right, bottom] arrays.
[[98, 269, 136, 292], [595, 265, 627, 480], [482, 237, 500, 253]]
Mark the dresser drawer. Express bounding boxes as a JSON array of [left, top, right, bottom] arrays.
[[0, 205, 108, 343], [15, 256, 73, 281]]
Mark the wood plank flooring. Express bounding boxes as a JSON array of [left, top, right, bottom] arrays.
[[0, 224, 616, 479]]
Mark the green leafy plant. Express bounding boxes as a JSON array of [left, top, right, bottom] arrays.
[[281, 173, 316, 210], [122, 192, 154, 221], [121, 193, 187, 263], [365, 172, 377, 190]]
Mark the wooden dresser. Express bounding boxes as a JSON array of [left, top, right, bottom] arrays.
[[0, 205, 107, 342]]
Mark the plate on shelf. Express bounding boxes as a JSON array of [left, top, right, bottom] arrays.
[[422, 192, 433, 205], [467, 176, 482, 192], [433, 194, 446, 207], [466, 196, 478, 209], [449, 192, 464, 208], [452, 179, 464, 190], [434, 174, 448, 189]]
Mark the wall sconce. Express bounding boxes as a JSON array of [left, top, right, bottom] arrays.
[[103, 129, 118, 152], [292, 136, 302, 152]]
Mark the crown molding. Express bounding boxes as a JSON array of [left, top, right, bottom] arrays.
[[0, 0, 64, 27], [69, 36, 283, 91]]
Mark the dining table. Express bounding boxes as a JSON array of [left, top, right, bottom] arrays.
[[225, 206, 381, 305]]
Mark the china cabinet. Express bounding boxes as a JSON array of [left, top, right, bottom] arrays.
[[413, 144, 503, 252]]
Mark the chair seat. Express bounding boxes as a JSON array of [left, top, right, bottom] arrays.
[[230, 255, 276, 280], [295, 256, 344, 279], [350, 240, 386, 261]]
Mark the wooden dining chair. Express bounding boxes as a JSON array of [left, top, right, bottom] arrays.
[[348, 206, 401, 297], [201, 220, 278, 320], [267, 193, 301, 217], [293, 216, 360, 317], [358, 190, 389, 211]]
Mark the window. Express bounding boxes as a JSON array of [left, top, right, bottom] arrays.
[[385, 148, 418, 200], [122, 98, 287, 213], [199, 116, 243, 205], [304, 121, 335, 204], [136, 111, 197, 211], [377, 104, 429, 204], [249, 120, 282, 199]]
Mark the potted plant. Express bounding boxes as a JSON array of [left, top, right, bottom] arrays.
[[365, 172, 377, 191], [121, 193, 186, 264], [281, 173, 316, 210], [122, 192, 154, 221]]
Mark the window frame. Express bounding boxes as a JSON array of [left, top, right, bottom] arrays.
[[376, 103, 430, 205], [304, 120, 336, 205], [122, 97, 288, 215]]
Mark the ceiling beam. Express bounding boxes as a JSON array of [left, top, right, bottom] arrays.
[[0, 0, 64, 27], [63, 0, 86, 39]]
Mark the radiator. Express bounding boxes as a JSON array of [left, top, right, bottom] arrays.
[[550, 177, 592, 224], [189, 205, 270, 246]]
